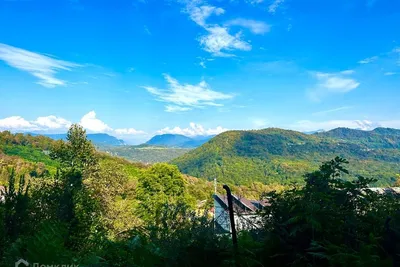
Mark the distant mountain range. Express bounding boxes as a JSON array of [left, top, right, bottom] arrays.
[[171, 127, 400, 187], [29, 133, 126, 146], [145, 134, 214, 148]]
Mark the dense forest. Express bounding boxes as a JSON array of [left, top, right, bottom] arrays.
[[172, 128, 400, 186], [1, 125, 400, 266]]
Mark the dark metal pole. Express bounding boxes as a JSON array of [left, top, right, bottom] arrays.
[[223, 184, 239, 266]]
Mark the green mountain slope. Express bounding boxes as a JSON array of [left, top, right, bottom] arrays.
[[171, 128, 400, 186]]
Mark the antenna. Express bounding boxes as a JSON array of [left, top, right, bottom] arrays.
[[214, 177, 217, 195]]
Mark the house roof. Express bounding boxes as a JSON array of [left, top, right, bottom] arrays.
[[213, 194, 268, 214], [366, 187, 400, 195]]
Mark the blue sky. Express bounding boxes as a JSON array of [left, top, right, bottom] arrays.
[[0, 0, 399, 144]]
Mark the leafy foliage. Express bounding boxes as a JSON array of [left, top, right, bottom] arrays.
[[1, 126, 400, 266]]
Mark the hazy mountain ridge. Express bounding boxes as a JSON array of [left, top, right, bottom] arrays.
[[146, 134, 214, 148], [29, 132, 126, 146]]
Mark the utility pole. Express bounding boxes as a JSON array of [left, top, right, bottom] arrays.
[[223, 184, 239, 267]]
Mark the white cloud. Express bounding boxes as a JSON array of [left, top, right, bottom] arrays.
[[199, 26, 251, 57], [79, 111, 112, 133], [315, 72, 359, 92], [0, 116, 38, 131], [0, 115, 71, 132], [114, 128, 146, 135], [225, 19, 271, 35], [199, 60, 206, 68], [0, 112, 147, 138], [187, 4, 225, 26], [157, 122, 228, 136], [358, 56, 378, 64], [340, 70, 355, 75], [0, 43, 81, 88], [34, 116, 72, 129], [165, 105, 192, 112], [143, 74, 234, 112], [144, 25, 151, 35], [246, 0, 264, 4], [268, 0, 284, 14], [308, 71, 360, 101], [184, 2, 253, 57]]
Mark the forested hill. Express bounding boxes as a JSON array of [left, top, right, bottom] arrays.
[[171, 127, 400, 186]]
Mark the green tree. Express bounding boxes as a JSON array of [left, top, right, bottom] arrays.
[[50, 124, 102, 252], [137, 163, 194, 224]]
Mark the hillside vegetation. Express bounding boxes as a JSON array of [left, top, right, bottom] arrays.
[[172, 127, 400, 186], [1, 126, 400, 266]]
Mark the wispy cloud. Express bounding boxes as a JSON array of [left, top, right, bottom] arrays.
[[184, 2, 255, 57], [358, 56, 378, 64], [157, 122, 228, 136], [197, 57, 214, 69], [0, 43, 81, 88], [143, 74, 234, 112], [245, 0, 264, 4], [165, 105, 192, 112], [114, 128, 146, 135], [312, 106, 353, 116], [268, 0, 284, 14], [144, 25, 151, 35], [384, 72, 397, 76], [186, 4, 225, 27], [199, 26, 251, 57], [225, 18, 271, 35], [308, 71, 360, 101]]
